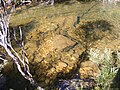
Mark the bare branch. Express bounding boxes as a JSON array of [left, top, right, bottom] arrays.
[[0, 0, 44, 89]]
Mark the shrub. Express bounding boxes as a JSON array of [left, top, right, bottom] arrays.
[[89, 48, 120, 89]]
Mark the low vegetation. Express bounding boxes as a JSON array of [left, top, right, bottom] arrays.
[[89, 48, 120, 90]]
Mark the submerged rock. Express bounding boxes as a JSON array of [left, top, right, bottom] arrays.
[[0, 75, 7, 90], [80, 60, 100, 79], [40, 35, 75, 57], [58, 78, 96, 90]]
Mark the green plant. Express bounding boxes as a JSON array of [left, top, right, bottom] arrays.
[[88, 48, 120, 90]]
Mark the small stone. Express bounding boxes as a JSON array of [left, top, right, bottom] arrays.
[[67, 66, 73, 70], [69, 50, 75, 55], [47, 68, 56, 76], [55, 61, 67, 72], [72, 53, 79, 58], [71, 57, 76, 61], [46, 53, 52, 58]]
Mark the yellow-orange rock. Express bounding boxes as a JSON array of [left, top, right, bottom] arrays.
[[80, 60, 100, 79]]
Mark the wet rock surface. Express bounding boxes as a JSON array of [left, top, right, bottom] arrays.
[[80, 60, 100, 79], [13, 17, 120, 89], [24, 19, 120, 88], [4, 1, 120, 89]]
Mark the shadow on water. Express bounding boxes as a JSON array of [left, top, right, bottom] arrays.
[[74, 20, 114, 50], [6, 69, 35, 90], [19, 20, 38, 34], [49, 66, 80, 89], [3, 21, 38, 90], [111, 69, 120, 89], [10, 20, 37, 34], [10, 20, 37, 41], [81, 20, 113, 31]]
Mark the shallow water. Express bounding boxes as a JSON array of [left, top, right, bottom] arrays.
[[5, 1, 120, 89]]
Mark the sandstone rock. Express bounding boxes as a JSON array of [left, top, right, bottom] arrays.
[[54, 36, 74, 50], [47, 68, 56, 77], [53, 16, 76, 29], [55, 61, 67, 72], [38, 22, 58, 32], [80, 60, 100, 79], [40, 35, 75, 57]]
